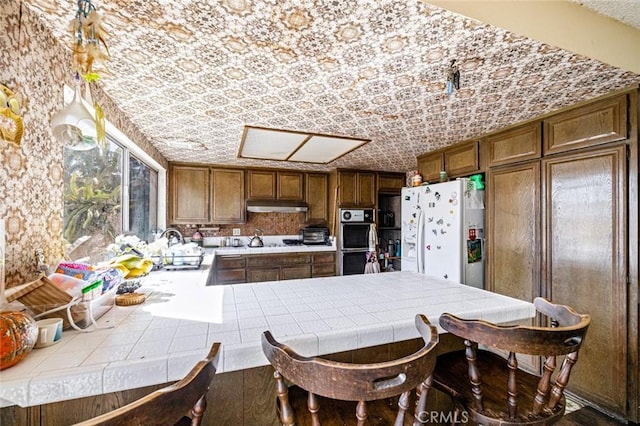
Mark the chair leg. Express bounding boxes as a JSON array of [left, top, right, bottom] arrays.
[[190, 395, 206, 426], [413, 375, 433, 426], [308, 392, 320, 426], [395, 390, 410, 426], [274, 371, 295, 426], [356, 400, 368, 426]]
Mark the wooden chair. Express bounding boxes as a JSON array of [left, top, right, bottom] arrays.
[[432, 297, 591, 426], [261, 314, 439, 425], [74, 342, 221, 426]]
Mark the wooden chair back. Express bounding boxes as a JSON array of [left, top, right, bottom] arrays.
[[435, 297, 590, 425], [261, 314, 439, 425], [74, 342, 221, 426]]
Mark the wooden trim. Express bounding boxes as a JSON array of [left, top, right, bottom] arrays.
[[627, 90, 639, 423]]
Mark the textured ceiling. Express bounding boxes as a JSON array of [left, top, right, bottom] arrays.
[[572, 0, 640, 30], [25, 0, 640, 173]]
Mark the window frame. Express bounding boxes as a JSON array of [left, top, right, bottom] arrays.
[[63, 85, 167, 235]]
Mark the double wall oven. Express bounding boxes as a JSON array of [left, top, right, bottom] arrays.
[[339, 208, 375, 275]]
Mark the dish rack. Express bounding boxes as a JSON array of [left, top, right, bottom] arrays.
[[151, 247, 204, 270]]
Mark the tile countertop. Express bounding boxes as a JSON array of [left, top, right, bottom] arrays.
[[0, 269, 534, 408], [206, 234, 337, 255]]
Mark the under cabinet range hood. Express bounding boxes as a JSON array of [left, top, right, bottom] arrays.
[[246, 199, 308, 213]]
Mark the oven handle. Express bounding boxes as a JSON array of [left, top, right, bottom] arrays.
[[340, 248, 370, 253]]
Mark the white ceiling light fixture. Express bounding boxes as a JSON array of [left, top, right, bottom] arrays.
[[238, 126, 370, 164]]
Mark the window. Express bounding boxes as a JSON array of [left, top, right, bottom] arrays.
[[128, 154, 158, 243], [61, 85, 166, 261], [63, 138, 123, 261], [63, 137, 163, 261]]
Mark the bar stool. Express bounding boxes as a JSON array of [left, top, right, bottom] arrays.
[[261, 314, 439, 425], [432, 297, 590, 425], [75, 342, 221, 426]]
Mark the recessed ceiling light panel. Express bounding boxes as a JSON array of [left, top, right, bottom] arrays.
[[238, 126, 369, 164]]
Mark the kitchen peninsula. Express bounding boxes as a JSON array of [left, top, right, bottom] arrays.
[[0, 256, 534, 425]]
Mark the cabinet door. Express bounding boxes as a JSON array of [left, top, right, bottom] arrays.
[[211, 169, 245, 224], [247, 268, 280, 283], [543, 95, 627, 155], [281, 265, 312, 280], [486, 123, 542, 167], [277, 171, 304, 200], [247, 170, 276, 199], [377, 173, 405, 193], [445, 140, 480, 177], [312, 252, 336, 277], [338, 171, 358, 206], [542, 145, 627, 414], [169, 166, 210, 224], [417, 152, 444, 183], [486, 162, 541, 302], [357, 172, 376, 207], [305, 173, 329, 223]]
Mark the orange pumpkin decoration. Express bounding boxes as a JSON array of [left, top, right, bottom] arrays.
[[0, 311, 38, 370]]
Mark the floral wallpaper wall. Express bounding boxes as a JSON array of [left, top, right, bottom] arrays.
[[0, 2, 167, 287]]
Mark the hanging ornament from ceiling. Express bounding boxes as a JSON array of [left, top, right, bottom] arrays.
[[446, 59, 460, 95], [51, 0, 110, 150]]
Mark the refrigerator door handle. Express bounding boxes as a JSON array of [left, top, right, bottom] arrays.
[[416, 210, 424, 274]]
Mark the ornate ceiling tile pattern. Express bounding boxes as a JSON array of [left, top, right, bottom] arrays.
[[25, 0, 640, 172]]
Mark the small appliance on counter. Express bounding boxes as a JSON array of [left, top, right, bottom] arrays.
[[300, 226, 330, 245]]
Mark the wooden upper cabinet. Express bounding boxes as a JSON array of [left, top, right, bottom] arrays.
[[417, 152, 444, 183], [211, 169, 245, 224], [338, 171, 375, 207], [305, 173, 329, 224], [247, 170, 304, 200], [169, 165, 245, 225], [169, 165, 210, 224], [338, 171, 357, 206], [277, 171, 304, 201], [377, 172, 406, 193], [247, 170, 276, 199], [486, 123, 542, 167], [444, 140, 480, 177], [357, 172, 376, 207], [543, 94, 628, 155]]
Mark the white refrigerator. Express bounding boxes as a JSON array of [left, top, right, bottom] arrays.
[[401, 179, 485, 288]]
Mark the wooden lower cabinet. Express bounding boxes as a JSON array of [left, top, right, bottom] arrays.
[[213, 252, 336, 285], [280, 265, 312, 280], [311, 252, 336, 277], [212, 256, 246, 285], [247, 267, 279, 283]]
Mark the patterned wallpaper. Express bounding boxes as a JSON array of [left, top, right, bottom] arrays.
[[0, 2, 166, 287]]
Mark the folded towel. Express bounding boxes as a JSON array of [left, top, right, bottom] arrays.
[[368, 223, 377, 251]]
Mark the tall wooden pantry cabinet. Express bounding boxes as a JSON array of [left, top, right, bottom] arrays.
[[485, 89, 638, 422]]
